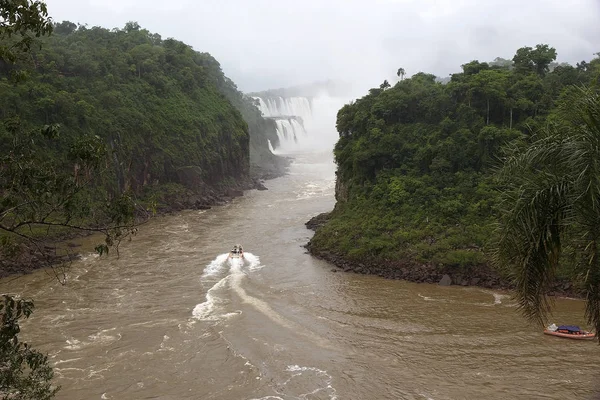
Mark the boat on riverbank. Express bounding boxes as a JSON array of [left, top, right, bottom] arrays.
[[544, 324, 596, 340]]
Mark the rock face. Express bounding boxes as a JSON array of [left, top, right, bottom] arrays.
[[305, 212, 331, 230], [334, 172, 349, 203], [176, 166, 204, 190], [255, 181, 268, 191]]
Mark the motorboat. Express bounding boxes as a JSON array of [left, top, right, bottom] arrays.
[[544, 323, 596, 340], [228, 244, 244, 259]]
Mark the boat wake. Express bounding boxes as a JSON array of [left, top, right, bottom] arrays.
[[193, 253, 332, 349], [193, 252, 262, 321]]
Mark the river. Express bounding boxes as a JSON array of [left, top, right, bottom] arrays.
[[2, 150, 600, 400]]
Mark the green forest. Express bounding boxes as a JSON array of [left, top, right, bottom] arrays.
[[309, 45, 600, 279], [0, 20, 285, 272], [1, 20, 281, 197]]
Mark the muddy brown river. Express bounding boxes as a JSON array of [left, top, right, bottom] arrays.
[[2, 151, 600, 399]]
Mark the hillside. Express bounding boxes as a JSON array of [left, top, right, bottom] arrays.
[[0, 21, 286, 205], [307, 45, 600, 287], [0, 21, 284, 275]]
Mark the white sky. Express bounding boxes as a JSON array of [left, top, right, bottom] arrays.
[[45, 0, 600, 93]]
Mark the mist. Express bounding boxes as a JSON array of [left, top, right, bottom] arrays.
[[45, 0, 600, 93]]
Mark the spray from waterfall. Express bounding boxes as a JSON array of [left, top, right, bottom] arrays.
[[253, 93, 352, 154]]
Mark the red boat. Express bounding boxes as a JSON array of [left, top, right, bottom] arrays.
[[544, 324, 596, 340]]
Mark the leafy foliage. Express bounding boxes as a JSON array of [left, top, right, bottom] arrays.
[[0, 0, 53, 63], [0, 295, 59, 399], [0, 21, 278, 274], [495, 87, 600, 336], [311, 45, 600, 278]]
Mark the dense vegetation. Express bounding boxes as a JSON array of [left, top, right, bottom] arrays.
[[2, 21, 251, 193], [0, 21, 287, 271], [1, 3, 63, 398], [496, 87, 600, 336], [310, 45, 600, 277]]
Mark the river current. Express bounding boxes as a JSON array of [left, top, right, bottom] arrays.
[[2, 151, 599, 399]]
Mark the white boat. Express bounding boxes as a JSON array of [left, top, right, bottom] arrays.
[[228, 244, 244, 259]]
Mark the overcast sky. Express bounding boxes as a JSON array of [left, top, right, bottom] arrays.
[[45, 0, 600, 94]]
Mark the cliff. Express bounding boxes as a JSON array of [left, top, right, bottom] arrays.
[[0, 21, 285, 276], [307, 46, 600, 293]]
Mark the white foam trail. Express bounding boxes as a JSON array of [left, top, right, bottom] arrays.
[[193, 252, 263, 322], [202, 253, 230, 278], [242, 252, 262, 271], [192, 275, 231, 321]]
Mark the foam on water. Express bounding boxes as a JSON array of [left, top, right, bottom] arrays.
[[202, 253, 230, 278], [79, 253, 99, 262], [243, 252, 262, 271], [248, 364, 337, 400], [53, 357, 82, 366], [88, 328, 121, 345], [192, 275, 232, 321], [194, 252, 263, 321], [249, 397, 283, 400], [64, 338, 83, 350], [493, 293, 506, 305]]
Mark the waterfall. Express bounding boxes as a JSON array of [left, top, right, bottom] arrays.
[[291, 119, 306, 136], [275, 120, 298, 143], [253, 96, 313, 152], [253, 96, 312, 122], [252, 93, 347, 153]]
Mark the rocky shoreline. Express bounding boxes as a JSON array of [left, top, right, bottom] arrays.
[[0, 164, 289, 280], [154, 175, 272, 214], [305, 212, 580, 298]]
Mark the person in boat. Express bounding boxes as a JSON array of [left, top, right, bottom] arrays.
[[228, 245, 244, 259]]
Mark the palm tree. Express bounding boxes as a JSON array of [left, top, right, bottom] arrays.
[[397, 67, 406, 81], [495, 86, 600, 340]]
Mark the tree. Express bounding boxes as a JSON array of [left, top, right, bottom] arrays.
[[495, 86, 600, 340], [0, 295, 59, 399], [1, 6, 138, 398], [461, 60, 489, 76], [396, 67, 405, 81], [469, 69, 507, 125], [530, 44, 557, 76], [380, 79, 390, 90], [512, 44, 557, 77], [0, 0, 53, 62]]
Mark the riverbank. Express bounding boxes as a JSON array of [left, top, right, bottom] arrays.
[[305, 212, 579, 298], [0, 160, 290, 280]]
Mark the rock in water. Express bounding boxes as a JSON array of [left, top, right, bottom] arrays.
[[439, 274, 452, 286]]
